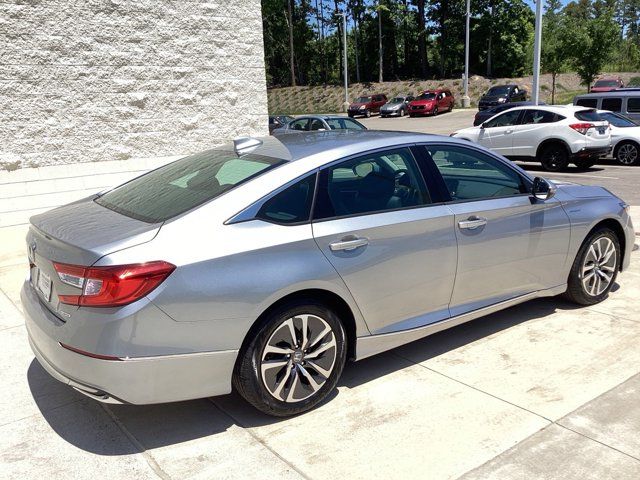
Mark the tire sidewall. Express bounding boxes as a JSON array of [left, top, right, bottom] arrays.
[[235, 301, 347, 417], [540, 144, 569, 171], [616, 142, 639, 166]]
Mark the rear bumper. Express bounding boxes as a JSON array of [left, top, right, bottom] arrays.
[[22, 281, 238, 404], [570, 146, 612, 160]]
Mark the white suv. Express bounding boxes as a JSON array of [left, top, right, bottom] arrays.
[[452, 105, 611, 171]]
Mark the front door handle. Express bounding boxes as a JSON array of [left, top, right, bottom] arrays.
[[458, 216, 487, 230], [329, 236, 369, 251], [505, 129, 513, 134]]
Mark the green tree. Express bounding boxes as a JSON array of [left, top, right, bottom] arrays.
[[542, 0, 571, 102], [565, 5, 620, 90]]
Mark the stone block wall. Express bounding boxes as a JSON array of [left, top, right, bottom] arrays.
[[0, 0, 269, 170]]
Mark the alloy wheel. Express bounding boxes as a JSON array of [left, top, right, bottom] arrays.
[[581, 236, 617, 296], [617, 143, 638, 165], [260, 314, 337, 403]]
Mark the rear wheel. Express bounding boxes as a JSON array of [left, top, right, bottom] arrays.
[[615, 141, 639, 166], [564, 228, 620, 305], [233, 300, 347, 417], [539, 144, 569, 171]]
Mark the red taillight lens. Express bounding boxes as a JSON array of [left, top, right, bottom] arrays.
[[569, 123, 594, 135], [54, 261, 176, 307]]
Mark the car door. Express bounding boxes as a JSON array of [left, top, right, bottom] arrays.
[[478, 109, 523, 157], [510, 109, 563, 158], [312, 146, 457, 334], [288, 118, 310, 132], [424, 143, 571, 316]]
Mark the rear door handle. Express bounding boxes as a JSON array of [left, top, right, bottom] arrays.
[[458, 216, 487, 230], [329, 237, 369, 251], [505, 129, 513, 134]]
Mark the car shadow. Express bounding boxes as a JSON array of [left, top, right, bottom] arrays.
[[26, 292, 613, 455]]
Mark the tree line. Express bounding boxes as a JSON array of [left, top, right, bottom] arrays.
[[262, 0, 640, 90]]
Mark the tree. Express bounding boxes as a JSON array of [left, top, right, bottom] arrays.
[[565, 5, 620, 91], [542, 0, 571, 103]]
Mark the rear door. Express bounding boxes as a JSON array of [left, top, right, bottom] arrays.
[[311, 146, 457, 334], [424, 143, 571, 315], [477, 109, 523, 156]]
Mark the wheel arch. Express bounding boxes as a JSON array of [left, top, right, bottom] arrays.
[[613, 139, 640, 158], [536, 138, 571, 160], [584, 218, 627, 272], [240, 288, 360, 363]]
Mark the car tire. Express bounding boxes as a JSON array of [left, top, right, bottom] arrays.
[[348, 114, 354, 118], [433, 106, 439, 116], [574, 159, 596, 170], [409, 113, 415, 118], [399, 108, 405, 117], [233, 299, 347, 417], [615, 141, 639, 166], [564, 227, 620, 305], [365, 109, 371, 118], [539, 144, 569, 171]]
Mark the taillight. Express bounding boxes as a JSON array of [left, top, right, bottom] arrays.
[[53, 261, 175, 307], [569, 123, 594, 135]]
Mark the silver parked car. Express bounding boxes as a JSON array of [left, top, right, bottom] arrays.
[[275, 115, 366, 134], [23, 131, 633, 416], [380, 95, 415, 117]]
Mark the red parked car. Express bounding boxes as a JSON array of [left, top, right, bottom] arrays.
[[408, 89, 455, 117], [591, 76, 624, 93], [348, 94, 388, 118]]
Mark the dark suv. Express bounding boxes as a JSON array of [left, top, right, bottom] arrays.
[[478, 85, 527, 111], [348, 94, 388, 118]]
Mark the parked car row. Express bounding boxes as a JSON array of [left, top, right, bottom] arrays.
[[347, 89, 456, 119]]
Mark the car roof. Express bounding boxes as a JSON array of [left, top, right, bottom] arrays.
[[223, 130, 450, 163], [292, 114, 360, 121], [576, 90, 640, 97], [502, 104, 591, 114]]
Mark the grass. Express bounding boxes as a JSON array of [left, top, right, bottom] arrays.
[[550, 89, 585, 105]]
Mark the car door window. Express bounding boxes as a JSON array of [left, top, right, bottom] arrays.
[[602, 98, 622, 112], [314, 148, 430, 220], [257, 174, 316, 224], [521, 109, 561, 124], [483, 109, 521, 128], [289, 119, 309, 131], [426, 145, 527, 201], [627, 98, 640, 113], [576, 98, 598, 108], [309, 119, 327, 131]]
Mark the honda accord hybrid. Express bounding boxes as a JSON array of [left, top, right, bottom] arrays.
[[23, 131, 633, 416]]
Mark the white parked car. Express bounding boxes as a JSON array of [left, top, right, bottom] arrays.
[[597, 110, 640, 165], [452, 105, 611, 171]]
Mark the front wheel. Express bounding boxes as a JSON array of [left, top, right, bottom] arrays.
[[432, 106, 439, 116], [365, 109, 371, 118], [615, 141, 639, 166], [233, 300, 347, 417], [539, 144, 569, 171], [399, 108, 405, 117], [564, 228, 620, 305]]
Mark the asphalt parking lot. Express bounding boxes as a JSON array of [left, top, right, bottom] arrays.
[[1, 111, 640, 479]]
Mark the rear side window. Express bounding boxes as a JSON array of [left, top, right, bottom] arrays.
[[95, 150, 284, 223], [601, 98, 622, 112], [628, 98, 640, 113], [521, 110, 561, 124], [574, 109, 602, 122], [576, 98, 598, 108], [257, 174, 316, 224]]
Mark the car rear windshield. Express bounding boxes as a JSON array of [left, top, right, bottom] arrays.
[[417, 93, 436, 100], [487, 86, 511, 95], [95, 150, 285, 223], [594, 80, 619, 87], [574, 109, 603, 122]]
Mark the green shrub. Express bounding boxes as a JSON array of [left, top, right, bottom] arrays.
[[628, 76, 640, 87]]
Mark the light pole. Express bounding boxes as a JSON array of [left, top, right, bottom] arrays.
[[461, 0, 470, 108], [532, 0, 543, 105], [341, 12, 349, 113]]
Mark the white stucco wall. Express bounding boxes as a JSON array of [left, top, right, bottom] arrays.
[[0, 0, 269, 171]]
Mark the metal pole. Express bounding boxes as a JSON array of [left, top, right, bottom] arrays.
[[461, 0, 470, 108], [532, 0, 543, 105], [342, 12, 349, 112]]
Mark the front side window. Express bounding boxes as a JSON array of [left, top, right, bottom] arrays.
[[96, 150, 284, 223], [426, 145, 527, 201], [483, 109, 521, 128], [289, 119, 309, 131], [309, 119, 327, 131], [257, 174, 316, 224], [521, 109, 561, 124], [601, 98, 622, 112], [314, 148, 429, 220], [628, 98, 640, 113]]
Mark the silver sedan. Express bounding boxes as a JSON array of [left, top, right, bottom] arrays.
[[22, 131, 634, 416]]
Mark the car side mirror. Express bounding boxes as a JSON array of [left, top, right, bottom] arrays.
[[532, 177, 556, 201]]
